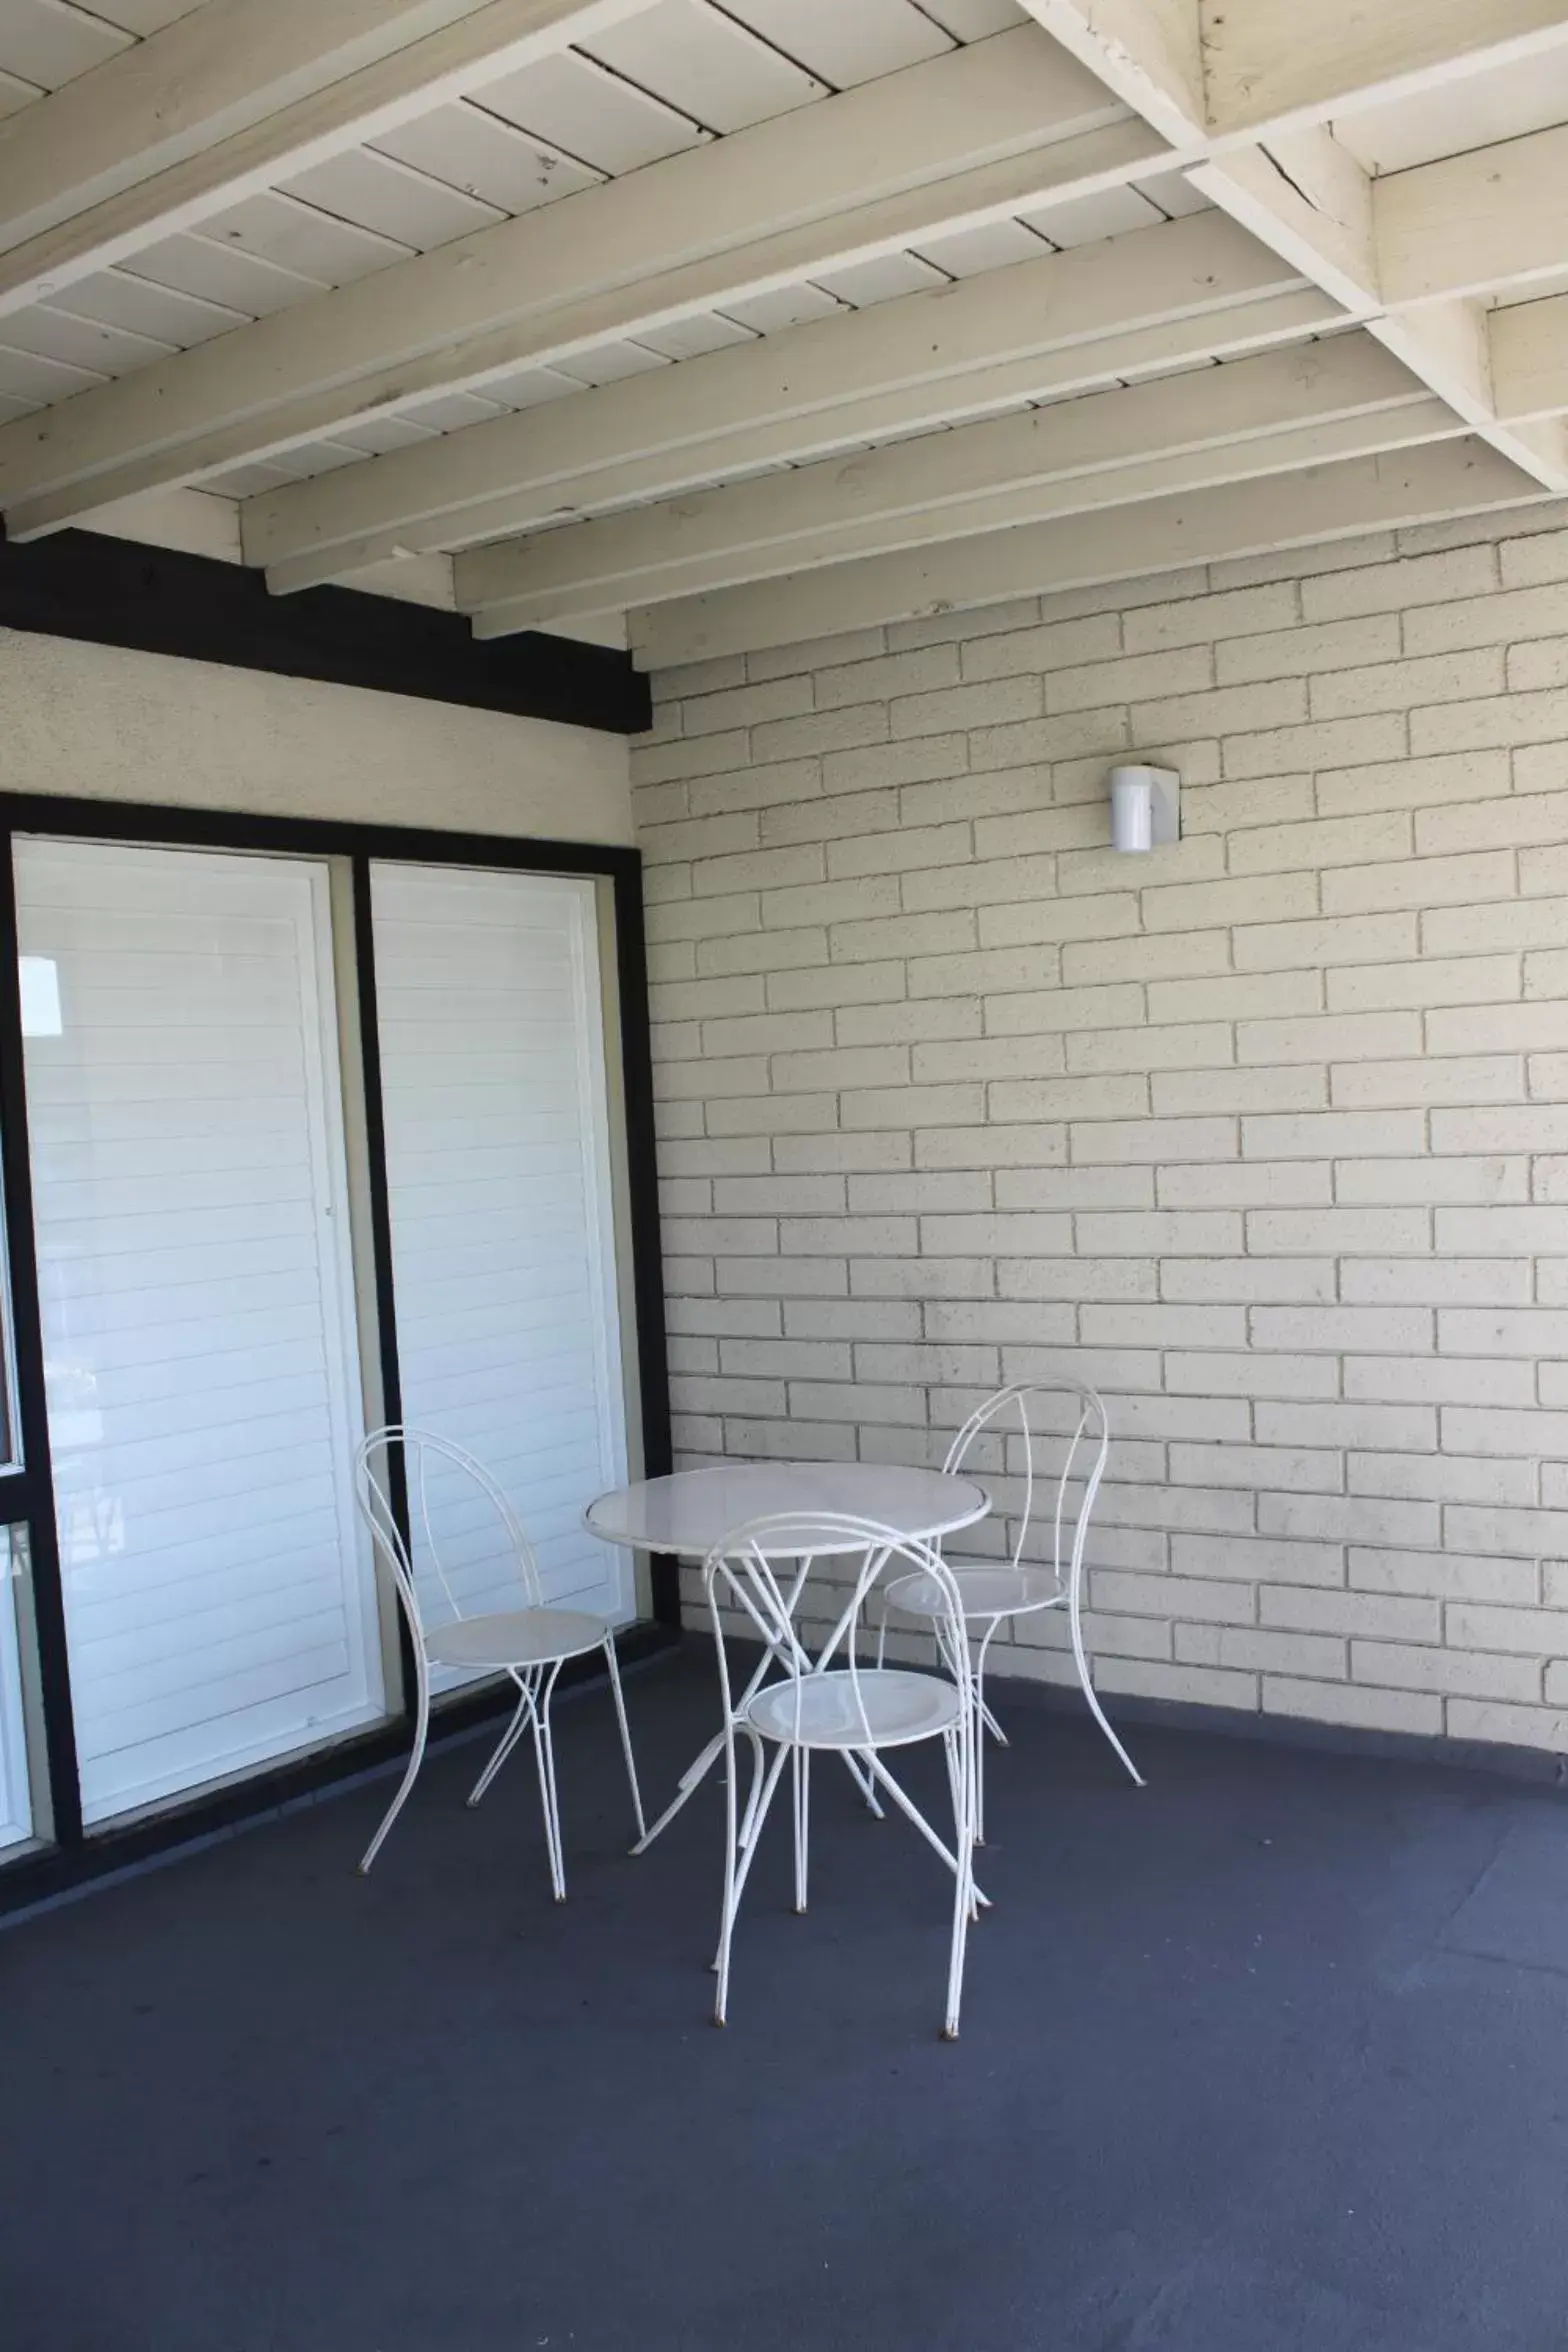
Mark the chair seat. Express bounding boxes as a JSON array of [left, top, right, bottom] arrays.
[[886, 1563, 1065, 1623], [425, 1606, 607, 1671], [744, 1667, 962, 1751]]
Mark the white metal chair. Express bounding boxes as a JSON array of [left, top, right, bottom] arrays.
[[354, 1426, 644, 1895], [705, 1512, 979, 2040], [877, 1381, 1142, 1837]]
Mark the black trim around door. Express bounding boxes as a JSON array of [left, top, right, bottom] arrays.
[[0, 792, 675, 1917], [0, 527, 651, 736]]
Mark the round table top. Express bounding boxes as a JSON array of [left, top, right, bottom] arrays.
[[585, 1461, 990, 1558]]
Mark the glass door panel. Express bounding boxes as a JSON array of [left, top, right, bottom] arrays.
[[371, 863, 631, 1650], [16, 838, 381, 1824]]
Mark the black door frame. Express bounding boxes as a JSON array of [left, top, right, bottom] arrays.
[[0, 793, 673, 1916]]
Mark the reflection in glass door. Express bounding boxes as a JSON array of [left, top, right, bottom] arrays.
[[16, 838, 382, 1824]]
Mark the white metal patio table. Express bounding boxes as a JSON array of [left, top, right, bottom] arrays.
[[585, 1462, 990, 1853]]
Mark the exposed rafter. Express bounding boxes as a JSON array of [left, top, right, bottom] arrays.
[[458, 334, 1444, 628], [0, 0, 659, 318], [628, 438, 1544, 668], [1024, 0, 1568, 493], [0, 27, 1151, 533], [4, 0, 1568, 658], [246, 211, 1322, 591]]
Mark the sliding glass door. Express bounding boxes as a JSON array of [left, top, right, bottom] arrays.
[[0, 815, 652, 1874], [16, 839, 380, 1824], [371, 863, 632, 1640]]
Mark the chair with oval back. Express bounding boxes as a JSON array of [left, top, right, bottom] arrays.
[[877, 1381, 1142, 1837], [705, 1509, 979, 2039], [355, 1425, 644, 1894]]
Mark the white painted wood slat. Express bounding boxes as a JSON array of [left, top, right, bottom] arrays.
[[17, 839, 382, 1825], [580, 0, 828, 131], [371, 864, 631, 1640]]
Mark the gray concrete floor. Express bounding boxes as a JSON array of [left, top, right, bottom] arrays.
[[3, 1645, 1567, 2351]]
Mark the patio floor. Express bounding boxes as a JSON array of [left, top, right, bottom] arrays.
[[4, 1646, 1568, 2351]]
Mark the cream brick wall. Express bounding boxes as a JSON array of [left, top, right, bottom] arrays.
[[633, 501, 1568, 1756]]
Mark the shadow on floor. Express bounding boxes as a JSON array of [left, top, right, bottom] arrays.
[[2, 1644, 1566, 2351]]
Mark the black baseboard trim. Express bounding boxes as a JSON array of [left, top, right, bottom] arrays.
[[681, 1628, 1568, 1793], [0, 1620, 682, 1926], [986, 1664, 1568, 1791], [0, 526, 650, 735]]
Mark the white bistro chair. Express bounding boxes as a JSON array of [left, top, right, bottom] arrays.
[[878, 1381, 1142, 1837], [705, 1512, 979, 2041], [355, 1426, 644, 1896]]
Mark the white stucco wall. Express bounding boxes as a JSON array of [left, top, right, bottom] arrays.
[[0, 630, 633, 846]]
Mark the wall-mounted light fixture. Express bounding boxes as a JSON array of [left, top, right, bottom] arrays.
[[1108, 763, 1180, 854]]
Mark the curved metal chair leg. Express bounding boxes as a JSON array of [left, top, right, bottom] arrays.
[[943, 1730, 976, 2040], [792, 1748, 810, 1914], [715, 1724, 775, 2004], [466, 1673, 535, 1808], [531, 1658, 568, 1900], [360, 1676, 430, 1874], [1069, 1587, 1144, 1788], [603, 1636, 646, 1843]]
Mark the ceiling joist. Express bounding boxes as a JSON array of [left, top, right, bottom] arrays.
[[2, 0, 1568, 664], [0, 0, 660, 319], [627, 438, 1544, 668], [0, 25, 1148, 533], [247, 210, 1321, 591], [459, 333, 1443, 626]]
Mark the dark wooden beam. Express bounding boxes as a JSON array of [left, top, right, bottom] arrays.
[[0, 525, 649, 735]]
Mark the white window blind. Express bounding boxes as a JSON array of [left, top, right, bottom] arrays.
[[16, 839, 381, 1824], [371, 863, 631, 1641]]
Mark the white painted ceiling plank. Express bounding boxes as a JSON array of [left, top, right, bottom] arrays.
[[912, 218, 1048, 276], [0, 30, 1149, 524], [0, 0, 663, 316], [0, 301, 172, 374], [1334, 47, 1568, 177], [549, 336, 670, 383], [0, 0, 131, 89], [474, 49, 709, 171], [329, 411, 442, 455], [397, 388, 514, 430], [370, 98, 603, 214], [811, 251, 951, 307], [1204, 0, 1568, 141], [71, 0, 200, 31], [580, 0, 829, 131], [243, 213, 1318, 583], [1020, 182, 1165, 245], [717, 0, 953, 88], [201, 190, 414, 287], [456, 331, 1429, 609], [718, 281, 845, 334], [476, 403, 1460, 626], [632, 310, 756, 358], [279, 148, 506, 251], [1377, 126, 1568, 307], [627, 439, 1544, 666], [118, 232, 328, 317], [0, 341, 109, 403], [0, 66, 44, 116], [915, 0, 1027, 35], [53, 266, 247, 346]]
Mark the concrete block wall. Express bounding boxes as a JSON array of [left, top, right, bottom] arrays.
[[633, 500, 1568, 1756]]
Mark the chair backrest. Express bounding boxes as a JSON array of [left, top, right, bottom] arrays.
[[354, 1425, 544, 1650], [703, 1511, 974, 1750], [941, 1382, 1110, 1598]]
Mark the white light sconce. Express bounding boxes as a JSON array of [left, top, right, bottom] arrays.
[[1108, 763, 1180, 854]]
